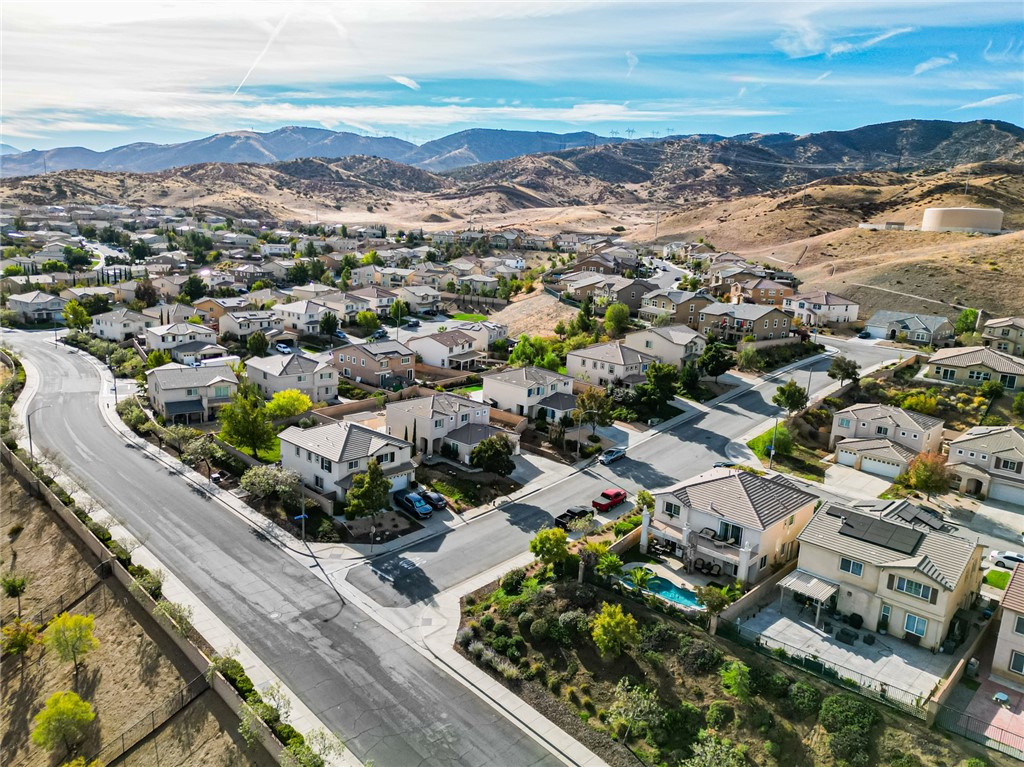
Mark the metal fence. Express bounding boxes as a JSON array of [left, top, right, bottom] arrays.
[[2, 565, 105, 629], [718, 618, 928, 719], [934, 703, 1024, 761], [88, 674, 210, 764]]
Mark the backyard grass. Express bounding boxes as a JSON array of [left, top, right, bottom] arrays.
[[985, 570, 1011, 590], [455, 384, 483, 395], [452, 312, 487, 322], [219, 432, 282, 463]]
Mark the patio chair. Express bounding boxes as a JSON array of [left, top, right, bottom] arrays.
[[708, 563, 722, 576], [693, 558, 706, 572]]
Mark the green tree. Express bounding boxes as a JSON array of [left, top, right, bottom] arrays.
[[240, 465, 300, 501], [2, 573, 28, 617], [265, 389, 313, 419], [698, 342, 734, 384], [319, 311, 339, 337], [181, 274, 207, 301], [162, 423, 198, 456], [634, 490, 655, 514], [954, 308, 979, 335], [736, 346, 761, 372], [678, 361, 701, 395], [772, 378, 808, 414], [635, 362, 678, 410], [1, 618, 40, 657], [218, 394, 276, 458], [61, 299, 90, 330], [31, 691, 96, 755], [574, 386, 613, 434], [469, 434, 516, 475], [247, 331, 269, 357], [679, 731, 745, 767], [979, 380, 1005, 400], [610, 678, 663, 742], [652, 312, 674, 327], [356, 310, 381, 332], [286, 261, 311, 284], [595, 552, 624, 581], [134, 280, 159, 307], [603, 302, 630, 338], [389, 299, 410, 325], [591, 602, 640, 657], [827, 356, 860, 386], [146, 349, 171, 369], [1013, 391, 1024, 418], [905, 452, 951, 500], [719, 661, 752, 702], [346, 458, 391, 518], [44, 613, 100, 680], [529, 528, 569, 569], [181, 436, 219, 478]]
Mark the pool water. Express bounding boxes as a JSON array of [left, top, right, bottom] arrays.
[[646, 576, 703, 609]]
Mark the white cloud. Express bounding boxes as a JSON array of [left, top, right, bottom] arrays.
[[913, 53, 957, 75], [983, 38, 1024, 64], [829, 27, 915, 56], [625, 51, 639, 77], [814, 71, 832, 82], [773, 20, 826, 58], [388, 76, 421, 91], [955, 93, 1023, 110]]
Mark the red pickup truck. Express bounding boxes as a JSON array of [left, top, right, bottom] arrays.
[[592, 488, 628, 513]]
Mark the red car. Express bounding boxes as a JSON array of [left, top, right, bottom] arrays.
[[592, 488, 627, 513]]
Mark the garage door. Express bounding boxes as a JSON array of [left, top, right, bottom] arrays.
[[988, 482, 1024, 506], [837, 450, 857, 467], [389, 473, 411, 493], [861, 457, 902, 479]]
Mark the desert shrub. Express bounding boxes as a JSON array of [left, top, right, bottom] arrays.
[[764, 740, 780, 758], [981, 415, 1006, 426], [456, 627, 475, 648], [659, 701, 703, 743], [706, 700, 734, 729], [787, 681, 822, 718], [479, 614, 495, 631], [468, 641, 486, 659], [639, 621, 677, 653], [492, 657, 520, 680], [963, 759, 988, 767], [818, 693, 878, 733], [569, 583, 597, 608], [829, 727, 870, 767], [750, 665, 791, 698], [525, 661, 547, 682], [529, 618, 549, 640], [501, 567, 527, 595], [678, 638, 723, 674], [493, 620, 512, 637], [887, 752, 921, 767], [719, 661, 751, 701]]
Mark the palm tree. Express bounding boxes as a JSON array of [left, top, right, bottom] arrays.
[[626, 566, 653, 591], [596, 552, 624, 582], [2, 573, 29, 618]]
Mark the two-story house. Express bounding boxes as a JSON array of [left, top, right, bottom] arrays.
[[455, 273, 499, 295], [729, 278, 794, 306], [643, 468, 818, 585], [291, 282, 342, 303], [450, 320, 507, 351], [91, 308, 156, 341], [142, 303, 205, 325], [948, 426, 1024, 505], [331, 340, 415, 388], [406, 330, 484, 370], [922, 347, 1024, 392], [482, 366, 577, 420], [7, 290, 68, 323], [698, 303, 791, 343], [622, 325, 707, 369], [396, 285, 441, 314], [785, 502, 983, 650], [144, 322, 218, 352], [385, 392, 519, 463], [863, 311, 955, 346], [192, 296, 255, 325], [565, 342, 656, 388], [272, 299, 329, 335], [637, 289, 715, 329], [983, 317, 1024, 357], [279, 421, 414, 499], [145, 362, 237, 423], [993, 564, 1024, 685], [830, 404, 945, 479], [218, 311, 284, 341], [246, 353, 336, 403], [783, 291, 860, 327], [348, 286, 397, 316]]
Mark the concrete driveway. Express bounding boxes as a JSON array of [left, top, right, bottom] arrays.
[[824, 464, 893, 499]]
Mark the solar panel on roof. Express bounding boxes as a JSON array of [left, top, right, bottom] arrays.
[[837, 511, 923, 555], [893, 504, 944, 530]]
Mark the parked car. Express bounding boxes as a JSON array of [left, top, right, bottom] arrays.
[[555, 505, 592, 530], [422, 309, 439, 317], [592, 488, 628, 513], [713, 461, 737, 469], [857, 331, 872, 339], [988, 550, 1024, 568], [275, 343, 292, 354], [404, 318, 421, 328], [420, 490, 447, 510], [370, 328, 389, 340], [395, 491, 433, 519], [334, 330, 349, 341], [598, 447, 626, 465]]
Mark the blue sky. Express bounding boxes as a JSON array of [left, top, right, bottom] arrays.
[[3, 1, 1023, 151]]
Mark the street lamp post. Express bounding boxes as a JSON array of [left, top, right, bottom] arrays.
[[26, 404, 52, 460], [768, 413, 780, 471], [574, 408, 602, 461], [294, 512, 308, 544], [106, 354, 119, 405]]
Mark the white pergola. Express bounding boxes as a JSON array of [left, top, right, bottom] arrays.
[[778, 570, 840, 627]]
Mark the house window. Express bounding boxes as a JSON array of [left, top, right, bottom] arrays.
[[968, 370, 991, 381], [461, 413, 469, 422], [186, 388, 198, 396], [759, 555, 767, 570], [434, 419, 444, 428], [840, 558, 864, 577], [645, 340, 653, 349], [1002, 460, 1019, 472], [895, 576, 932, 601], [1011, 651, 1024, 676], [904, 613, 928, 637], [214, 386, 229, 398], [379, 451, 395, 464], [876, 426, 889, 436], [314, 475, 324, 489], [401, 357, 410, 364], [1000, 374, 1018, 389], [321, 457, 332, 472], [664, 501, 681, 518], [838, 418, 851, 428], [348, 459, 360, 470], [295, 446, 300, 456], [306, 451, 312, 461], [1014, 615, 1024, 635]]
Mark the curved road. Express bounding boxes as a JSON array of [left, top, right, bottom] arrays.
[[10, 332, 561, 767]]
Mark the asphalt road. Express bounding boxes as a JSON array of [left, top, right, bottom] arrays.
[[10, 332, 561, 767]]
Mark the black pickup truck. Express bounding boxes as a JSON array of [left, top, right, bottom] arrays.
[[554, 505, 592, 530]]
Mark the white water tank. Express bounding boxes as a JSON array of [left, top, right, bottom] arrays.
[[921, 207, 1003, 234]]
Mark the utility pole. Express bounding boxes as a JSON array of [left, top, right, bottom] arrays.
[[295, 512, 308, 544], [768, 414, 780, 470]]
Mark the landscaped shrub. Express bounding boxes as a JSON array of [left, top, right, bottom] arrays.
[[479, 613, 495, 631], [660, 701, 703, 744], [828, 727, 870, 767], [719, 661, 751, 701], [490, 635, 511, 654], [468, 641, 487, 659], [786, 681, 822, 718], [128, 564, 163, 600], [887, 751, 921, 767], [678, 638, 723, 674], [493, 620, 512, 637], [517, 611, 535, 632], [218, 658, 257, 700], [529, 618, 549, 640], [706, 700, 734, 729], [764, 740, 780, 758], [568, 583, 597, 608], [613, 515, 643, 539], [501, 567, 527, 595], [556, 609, 589, 642], [455, 627, 475, 648], [818, 693, 878, 733], [750, 664, 791, 698], [639, 621, 677, 653]]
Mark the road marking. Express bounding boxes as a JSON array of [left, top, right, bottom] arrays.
[[369, 566, 394, 582]]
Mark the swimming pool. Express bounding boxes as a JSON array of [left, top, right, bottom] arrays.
[[646, 576, 703, 609]]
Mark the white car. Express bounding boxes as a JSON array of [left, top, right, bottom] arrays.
[[275, 343, 293, 354], [988, 550, 1024, 568]]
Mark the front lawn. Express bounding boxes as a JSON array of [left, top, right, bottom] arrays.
[[415, 464, 520, 510], [452, 312, 487, 322], [985, 570, 1011, 590], [747, 426, 828, 482]]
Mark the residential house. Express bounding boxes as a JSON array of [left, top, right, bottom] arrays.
[[982, 317, 1024, 357], [993, 564, 1024, 684], [830, 404, 945, 479], [386, 392, 519, 462], [396, 285, 441, 314], [145, 363, 237, 423], [231, 263, 270, 286], [192, 296, 255, 325], [489, 231, 523, 250], [278, 421, 414, 499], [482, 366, 577, 421], [411, 262, 448, 289], [637, 289, 715, 329], [272, 299, 329, 335], [922, 347, 1024, 392], [863, 311, 955, 346], [785, 502, 983, 651], [449, 320, 508, 351], [698, 303, 792, 343], [347, 286, 397, 316], [60, 286, 117, 304], [259, 243, 292, 257], [730, 278, 794, 306], [142, 303, 204, 325], [91, 308, 156, 341], [948, 426, 1024, 505], [219, 311, 284, 341], [292, 282, 341, 302], [643, 468, 818, 585], [406, 330, 485, 370], [566, 342, 656, 387], [708, 265, 766, 297], [622, 325, 707, 369], [318, 293, 360, 326], [455, 273, 499, 295], [151, 273, 192, 299], [783, 291, 860, 327], [144, 322, 218, 352], [566, 275, 657, 315], [574, 251, 637, 275], [331, 340, 415, 387], [246, 353, 337, 403], [7, 291, 68, 323]]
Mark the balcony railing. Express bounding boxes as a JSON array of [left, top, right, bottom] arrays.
[[695, 529, 757, 562]]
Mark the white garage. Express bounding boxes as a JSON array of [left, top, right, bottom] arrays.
[[837, 449, 858, 467], [861, 456, 904, 479], [988, 481, 1024, 507]]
